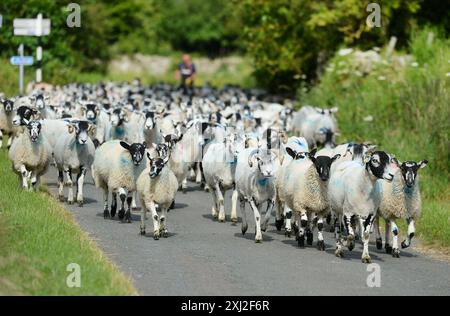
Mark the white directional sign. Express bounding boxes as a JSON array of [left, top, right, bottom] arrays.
[[10, 56, 34, 66], [0, 15, 3, 28], [13, 17, 51, 36]]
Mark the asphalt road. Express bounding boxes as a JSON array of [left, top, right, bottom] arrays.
[[44, 168, 450, 296]]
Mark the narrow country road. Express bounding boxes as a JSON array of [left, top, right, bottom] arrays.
[[44, 169, 450, 296]]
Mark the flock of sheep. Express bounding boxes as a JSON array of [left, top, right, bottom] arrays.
[[0, 82, 428, 263]]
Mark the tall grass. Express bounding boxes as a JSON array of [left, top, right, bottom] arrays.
[[301, 29, 450, 248]]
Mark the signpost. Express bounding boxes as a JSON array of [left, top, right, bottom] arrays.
[[13, 14, 51, 83], [10, 44, 35, 96]]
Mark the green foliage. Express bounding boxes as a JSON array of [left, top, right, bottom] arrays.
[[156, 0, 242, 56], [237, 0, 448, 92], [301, 29, 450, 247]]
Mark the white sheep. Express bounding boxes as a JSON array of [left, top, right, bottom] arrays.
[[92, 140, 147, 222], [374, 159, 428, 257], [0, 99, 15, 149], [275, 136, 309, 237], [8, 120, 52, 190], [234, 147, 278, 243], [54, 120, 96, 206], [136, 153, 178, 240], [202, 134, 239, 223], [292, 106, 339, 148], [328, 151, 399, 263], [280, 149, 341, 249]]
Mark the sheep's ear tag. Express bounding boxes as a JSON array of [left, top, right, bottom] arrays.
[[363, 153, 371, 164], [68, 125, 75, 134]]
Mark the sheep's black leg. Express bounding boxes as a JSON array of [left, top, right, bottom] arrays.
[[111, 192, 117, 218], [125, 195, 132, 223]]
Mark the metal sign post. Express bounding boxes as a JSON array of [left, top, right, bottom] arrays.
[[13, 13, 51, 83], [18, 44, 24, 96], [10, 46, 34, 96]]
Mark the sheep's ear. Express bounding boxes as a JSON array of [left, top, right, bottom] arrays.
[[146, 152, 151, 160], [419, 160, 429, 169], [331, 154, 341, 163], [329, 107, 338, 114], [68, 124, 75, 134], [309, 148, 317, 157], [363, 152, 371, 164], [120, 141, 131, 151], [286, 147, 297, 159]]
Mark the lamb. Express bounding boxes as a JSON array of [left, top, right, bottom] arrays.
[[136, 153, 178, 240], [54, 120, 96, 206], [202, 134, 238, 223], [92, 140, 147, 222], [373, 159, 428, 257], [0, 99, 15, 149], [328, 151, 399, 263], [279, 148, 341, 249], [234, 147, 278, 243], [8, 120, 52, 190]]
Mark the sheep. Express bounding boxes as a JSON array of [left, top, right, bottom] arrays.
[[142, 110, 163, 145], [328, 151, 399, 263], [275, 136, 309, 237], [292, 106, 339, 148], [54, 120, 96, 206], [234, 147, 278, 243], [0, 99, 15, 149], [8, 120, 52, 190], [92, 140, 147, 222], [168, 121, 208, 192], [202, 133, 238, 223], [280, 148, 341, 249], [373, 159, 428, 257], [79, 103, 110, 147], [105, 107, 130, 141], [136, 153, 178, 240]]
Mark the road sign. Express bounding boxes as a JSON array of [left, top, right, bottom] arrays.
[[0, 15, 3, 28], [10, 56, 34, 66], [13, 16, 51, 36]]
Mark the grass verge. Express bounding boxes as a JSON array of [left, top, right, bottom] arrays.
[[0, 148, 137, 295]]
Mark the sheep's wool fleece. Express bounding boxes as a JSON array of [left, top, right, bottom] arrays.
[[292, 164, 329, 215], [379, 171, 422, 220], [93, 141, 146, 191], [137, 167, 178, 209]]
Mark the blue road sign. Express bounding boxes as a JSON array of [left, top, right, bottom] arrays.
[[10, 56, 34, 66]]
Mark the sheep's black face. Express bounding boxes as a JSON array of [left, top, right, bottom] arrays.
[[310, 154, 341, 182], [367, 151, 398, 181], [27, 121, 42, 142], [85, 104, 98, 122], [111, 109, 126, 126], [13, 106, 36, 126], [401, 160, 428, 188], [35, 95, 45, 109], [120, 141, 146, 166], [316, 127, 334, 148], [149, 158, 165, 178], [75, 121, 90, 145], [155, 143, 169, 160], [144, 111, 156, 130], [2, 99, 14, 113]]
